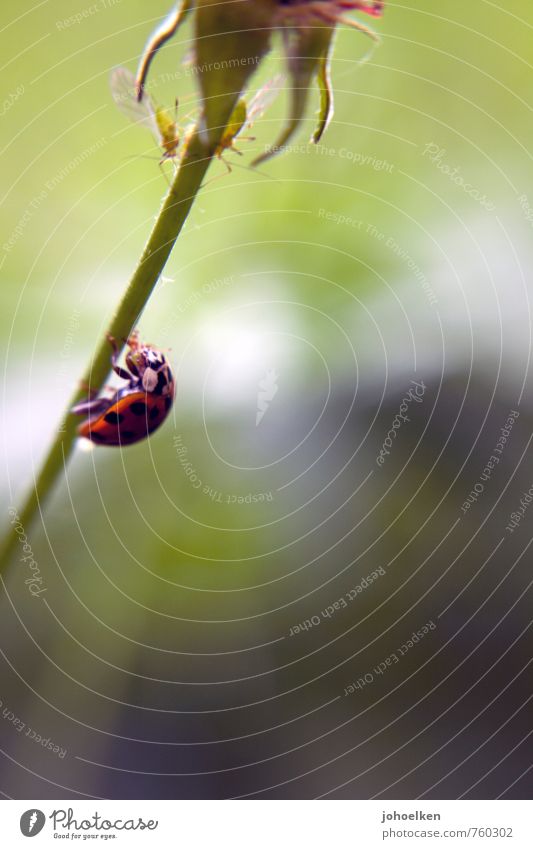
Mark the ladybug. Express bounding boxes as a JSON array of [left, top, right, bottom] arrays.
[[72, 332, 175, 446]]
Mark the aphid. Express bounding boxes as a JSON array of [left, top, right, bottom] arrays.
[[110, 66, 181, 165], [214, 76, 282, 174], [72, 332, 175, 446]]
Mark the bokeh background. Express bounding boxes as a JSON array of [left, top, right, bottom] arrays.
[[1, 0, 533, 799]]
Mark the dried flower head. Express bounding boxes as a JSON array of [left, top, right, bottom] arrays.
[[135, 0, 384, 164]]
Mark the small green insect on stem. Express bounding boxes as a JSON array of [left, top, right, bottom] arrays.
[[0, 125, 216, 578]]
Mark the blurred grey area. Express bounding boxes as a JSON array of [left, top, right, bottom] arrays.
[[2, 354, 532, 799]]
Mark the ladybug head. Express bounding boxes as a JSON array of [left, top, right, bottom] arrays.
[[127, 344, 168, 393]]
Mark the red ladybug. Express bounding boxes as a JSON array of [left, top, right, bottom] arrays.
[[72, 332, 175, 446]]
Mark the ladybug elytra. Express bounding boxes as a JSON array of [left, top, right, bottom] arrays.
[[72, 332, 175, 446]]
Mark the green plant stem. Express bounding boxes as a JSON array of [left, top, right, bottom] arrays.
[[0, 127, 215, 576]]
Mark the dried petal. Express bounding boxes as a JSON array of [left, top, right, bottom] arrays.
[[253, 24, 335, 165], [312, 39, 335, 144], [136, 0, 195, 100], [255, 0, 383, 163]]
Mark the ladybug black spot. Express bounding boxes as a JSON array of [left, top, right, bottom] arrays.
[[120, 431, 136, 440], [90, 432, 107, 443], [130, 402, 147, 416], [150, 405, 160, 421], [164, 395, 172, 411], [104, 411, 124, 425], [155, 371, 167, 395]]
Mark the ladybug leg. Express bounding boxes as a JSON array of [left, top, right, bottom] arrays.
[[124, 351, 140, 378], [126, 329, 140, 350], [79, 379, 98, 400], [71, 397, 112, 418], [112, 362, 133, 382], [124, 331, 141, 377], [107, 334, 135, 382]]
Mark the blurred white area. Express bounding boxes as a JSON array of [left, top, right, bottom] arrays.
[[349, 207, 533, 400]]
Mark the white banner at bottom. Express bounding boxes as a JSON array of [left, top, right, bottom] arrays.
[[1, 800, 531, 848]]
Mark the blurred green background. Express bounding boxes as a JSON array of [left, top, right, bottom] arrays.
[[1, 0, 533, 799]]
